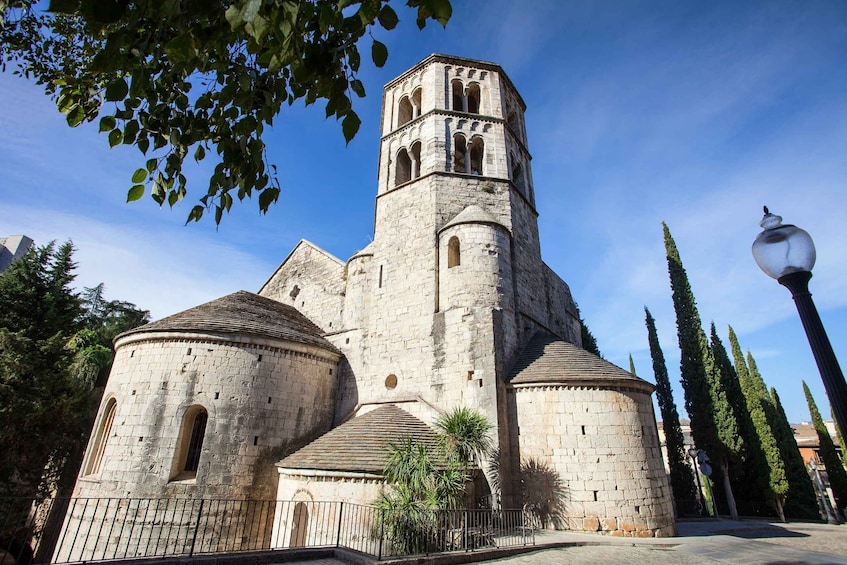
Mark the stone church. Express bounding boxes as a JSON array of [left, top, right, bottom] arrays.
[[65, 55, 675, 553]]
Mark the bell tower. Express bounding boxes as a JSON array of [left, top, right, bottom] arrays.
[[376, 54, 536, 213]]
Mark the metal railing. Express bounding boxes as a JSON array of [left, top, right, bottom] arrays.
[[0, 497, 534, 563]]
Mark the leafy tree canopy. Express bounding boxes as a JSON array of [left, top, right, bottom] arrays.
[[0, 0, 452, 224], [0, 243, 150, 499]]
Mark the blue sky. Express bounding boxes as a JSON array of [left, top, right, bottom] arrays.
[[1, 0, 846, 425]]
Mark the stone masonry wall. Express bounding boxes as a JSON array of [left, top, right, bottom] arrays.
[[509, 384, 676, 537], [260, 241, 345, 333], [273, 473, 384, 552], [61, 333, 340, 562]]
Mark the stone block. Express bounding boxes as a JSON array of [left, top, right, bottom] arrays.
[[583, 517, 600, 531]]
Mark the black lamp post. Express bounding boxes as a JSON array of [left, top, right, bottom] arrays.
[[752, 206, 847, 437]]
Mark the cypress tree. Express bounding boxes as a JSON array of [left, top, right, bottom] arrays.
[[727, 327, 787, 520], [646, 307, 698, 514], [663, 222, 741, 519], [576, 303, 601, 357], [831, 410, 847, 469], [769, 385, 820, 519], [629, 353, 636, 375], [803, 381, 847, 511]]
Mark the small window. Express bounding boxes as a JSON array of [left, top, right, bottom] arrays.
[[467, 83, 481, 114], [395, 148, 412, 185], [173, 406, 208, 479], [398, 96, 413, 127], [512, 161, 525, 194], [412, 88, 422, 118], [451, 79, 464, 111], [410, 141, 422, 180], [469, 137, 484, 175], [448, 237, 461, 268], [84, 398, 117, 476], [453, 134, 467, 173], [507, 110, 519, 133]]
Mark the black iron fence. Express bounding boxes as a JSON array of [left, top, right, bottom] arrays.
[[0, 497, 534, 564]]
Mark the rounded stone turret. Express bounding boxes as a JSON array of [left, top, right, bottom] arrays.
[[438, 205, 513, 312], [60, 292, 341, 562]]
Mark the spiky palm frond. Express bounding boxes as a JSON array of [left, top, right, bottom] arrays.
[[435, 407, 493, 466]]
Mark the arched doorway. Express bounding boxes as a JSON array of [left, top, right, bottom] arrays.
[[289, 502, 309, 547]]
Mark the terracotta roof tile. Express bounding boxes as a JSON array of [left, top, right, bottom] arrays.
[[119, 290, 338, 352], [508, 333, 653, 390], [278, 405, 443, 474]]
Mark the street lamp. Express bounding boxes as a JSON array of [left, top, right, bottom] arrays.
[[752, 206, 847, 437]]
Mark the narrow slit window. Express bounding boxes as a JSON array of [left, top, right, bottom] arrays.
[[448, 236, 461, 268]]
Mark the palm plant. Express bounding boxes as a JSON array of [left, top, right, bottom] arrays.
[[435, 407, 494, 467], [374, 408, 494, 555]]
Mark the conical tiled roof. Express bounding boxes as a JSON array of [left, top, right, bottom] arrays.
[[440, 205, 507, 232], [508, 333, 653, 391], [278, 405, 444, 474], [118, 290, 338, 352]]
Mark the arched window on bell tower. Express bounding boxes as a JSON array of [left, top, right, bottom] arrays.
[[412, 87, 422, 118], [453, 134, 467, 173], [451, 80, 464, 112], [395, 148, 412, 185], [469, 137, 484, 175], [398, 96, 413, 127], [410, 141, 421, 180], [511, 153, 525, 194], [467, 83, 481, 114]]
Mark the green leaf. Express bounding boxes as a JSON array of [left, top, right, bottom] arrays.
[[377, 5, 399, 30], [350, 79, 366, 98], [131, 168, 147, 183], [126, 184, 145, 202], [108, 128, 122, 147], [137, 137, 150, 155], [371, 39, 388, 68], [105, 79, 128, 102], [258, 187, 279, 212], [164, 34, 197, 64], [146, 158, 158, 172], [186, 205, 205, 224], [122, 120, 139, 144], [194, 145, 206, 162], [358, 0, 381, 24], [66, 105, 85, 127], [342, 111, 361, 144], [99, 115, 116, 132], [225, 5, 243, 28]]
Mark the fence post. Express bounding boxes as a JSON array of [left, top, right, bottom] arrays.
[[335, 502, 343, 548], [463, 510, 468, 552], [377, 509, 384, 560], [189, 499, 204, 557]]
